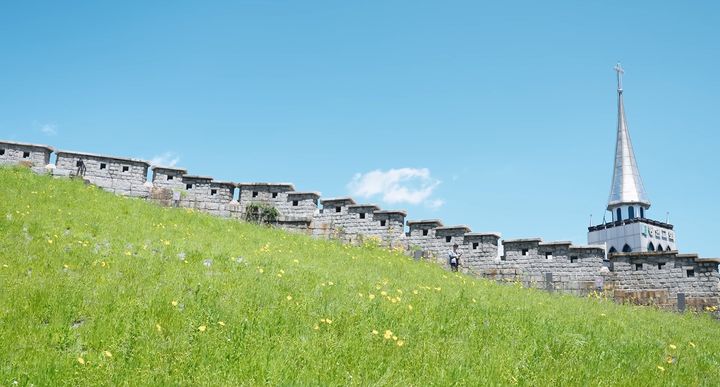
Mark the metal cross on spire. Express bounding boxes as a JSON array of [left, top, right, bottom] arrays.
[[614, 62, 624, 91]]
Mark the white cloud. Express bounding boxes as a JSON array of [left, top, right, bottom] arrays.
[[149, 152, 181, 167], [347, 168, 443, 208], [40, 123, 57, 136]]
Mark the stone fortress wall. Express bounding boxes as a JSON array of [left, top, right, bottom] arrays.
[[2, 139, 718, 311]]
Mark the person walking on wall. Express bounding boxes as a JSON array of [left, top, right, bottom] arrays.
[[448, 243, 462, 272], [76, 158, 86, 177]]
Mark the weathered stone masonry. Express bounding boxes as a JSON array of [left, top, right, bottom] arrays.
[[2, 138, 718, 311]]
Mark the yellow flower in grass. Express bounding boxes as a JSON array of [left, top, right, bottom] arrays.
[[371, 330, 379, 335], [657, 365, 665, 372], [669, 344, 677, 350], [286, 295, 293, 301], [293, 259, 299, 263], [689, 342, 696, 348], [383, 330, 393, 340], [163, 240, 171, 246], [313, 324, 320, 330], [124, 251, 132, 256], [397, 340, 405, 347], [380, 291, 388, 296], [412, 290, 419, 295], [368, 294, 376, 300], [103, 350, 112, 358], [171, 300, 178, 307], [156, 324, 162, 332], [48, 239, 53, 244], [218, 321, 226, 327], [77, 357, 85, 365], [408, 305, 413, 311], [198, 325, 207, 332]]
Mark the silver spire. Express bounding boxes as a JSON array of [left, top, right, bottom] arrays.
[[607, 63, 651, 210]]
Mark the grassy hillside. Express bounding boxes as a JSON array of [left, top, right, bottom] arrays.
[[0, 167, 719, 385]]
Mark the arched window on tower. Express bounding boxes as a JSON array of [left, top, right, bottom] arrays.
[[648, 242, 655, 251], [628, 206, 635, 219], [609, 246, 617, 253], [666, 245, 672, 252], [616, 208, 622, 222], [640, 207, 645, 218], [657, 244, 663, 252], [622, 244, 632, 253]]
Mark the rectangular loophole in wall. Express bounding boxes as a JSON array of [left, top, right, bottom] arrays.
[[445, 236, 451, 243], [570, 256, 578, 263], [122, 166, 129, 172], [22, 151, 30, 158], [635, 263, 643, 271], [658, 262, 665, 270], [292, 200, 298, 206], [211, 189, 217, 196], [380, 220, 387, 227], [422, 229, 428, 236], [335, 206, 341, 213], [186, 184, 193, 190], [686, 269, 695, 277], [167, 175, 173, 180], [272, 192, 278, 198], [252, 191, 258, 198], [100, 163, 107, 170], [545, 252, 553, 259], [472, 242, 479, 250], [521, 249, 529, 256], [359, 213, 365, 219]]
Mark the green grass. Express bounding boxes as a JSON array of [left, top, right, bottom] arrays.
[[0, 167, 719, 386]]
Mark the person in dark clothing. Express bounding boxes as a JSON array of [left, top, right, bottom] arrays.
[[76, 158, 86, 177], [448, 244, 462, 272]]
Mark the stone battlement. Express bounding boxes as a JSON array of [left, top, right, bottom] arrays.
[[1, 138, 717, 312]]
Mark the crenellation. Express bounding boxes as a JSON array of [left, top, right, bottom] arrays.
[[2, 137, 719, 312], [0, 140, 54, 173], [54, 150, 150, 198]]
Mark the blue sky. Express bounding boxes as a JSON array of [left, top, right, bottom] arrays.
[[1, 1, 718, 256]]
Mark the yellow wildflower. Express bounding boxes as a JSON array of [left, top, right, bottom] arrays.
[[103, 351, 112, 358], [48, 239, 53, 244], [383, 330, 393, 339], [325, 318, 332, 324], [328, 281, 334, 286], [63, 264, 69, 269], [171, 300, 178, 307], [163, 240, 170, 246], [156, 324, 162, 332], [381, 291, 388, 296], [258, 268, 264, 273], [313, 324, 320, 330], [124, 251, 131, 256], [669, 344, 677, 350], [657, 365, 665, 372], [293, 259, 299, 263], [368, 294, 376, 300], [218, 321, 226, 327], [376, 285, 382, 290], [286, 295, 293, 301], [397, 340, 405, 347], [393, 336, 398, 341], [358, 293, 364, 297], [277, 273, 283, 278], [77, 357, 85, 365], [689, 342, 696, 348], [198, 325, 207, 332], [371, 330, 379, 335], [408, 305, 413, 311], [472, 298, 477, 303], [412, 290, 419, 295]]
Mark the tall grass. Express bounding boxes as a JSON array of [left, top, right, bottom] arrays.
[[0, 167, 718, 385]]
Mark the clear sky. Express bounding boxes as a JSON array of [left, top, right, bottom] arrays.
[[1, 1, 718, 256]]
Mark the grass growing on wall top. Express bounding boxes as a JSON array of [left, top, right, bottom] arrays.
[[0, 166, 719, 385]]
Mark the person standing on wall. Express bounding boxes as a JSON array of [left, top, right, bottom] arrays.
[[448, 244, 462, 272]]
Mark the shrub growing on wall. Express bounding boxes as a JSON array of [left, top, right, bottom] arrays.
[[244, 202, 279, 224]]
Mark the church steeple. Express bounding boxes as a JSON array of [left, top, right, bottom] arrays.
[[607, 63, 650, 211]]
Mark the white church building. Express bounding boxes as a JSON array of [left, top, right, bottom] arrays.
[[588, 64, 677, 253]]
